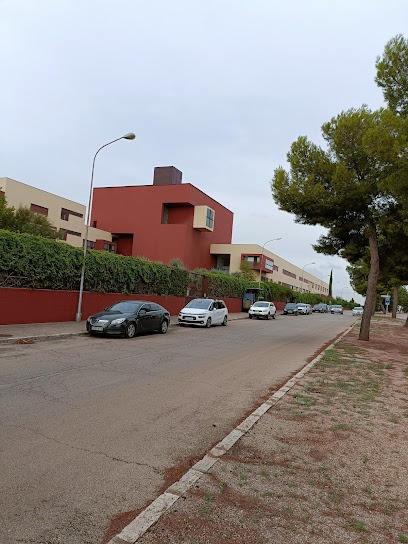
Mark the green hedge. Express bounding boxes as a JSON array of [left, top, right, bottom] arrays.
[[0, 229, 188, 296], [0, 229, 335, 303]]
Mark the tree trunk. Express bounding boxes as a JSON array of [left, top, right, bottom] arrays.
[[359, 230, 380, 341], [391, 287, 398, 318]]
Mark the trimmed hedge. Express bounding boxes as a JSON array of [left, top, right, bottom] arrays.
[[0, 229, 188, 296], [0, 229, 333, 303]]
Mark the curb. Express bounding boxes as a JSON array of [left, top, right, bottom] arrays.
[[0, 332, 88, 345], [107, 323, 355, 544], [0, 315, 250, 345]]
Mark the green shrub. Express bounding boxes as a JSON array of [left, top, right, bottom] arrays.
[[0, 229, 188, 296]]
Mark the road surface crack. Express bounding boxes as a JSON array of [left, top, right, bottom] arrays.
[[7, 424, 161, 472]]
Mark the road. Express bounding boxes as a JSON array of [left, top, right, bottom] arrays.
[[0, 313, 356, 543]]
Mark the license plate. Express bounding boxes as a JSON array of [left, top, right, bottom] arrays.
[[91, 326, 104, 331], [184, 316, 194, 321]]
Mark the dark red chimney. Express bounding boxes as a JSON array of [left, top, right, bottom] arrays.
[[153, 166, 182, 186]]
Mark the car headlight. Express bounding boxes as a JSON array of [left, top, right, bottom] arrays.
[[111, 317, 126, 325], [197, 314, 205, 318]]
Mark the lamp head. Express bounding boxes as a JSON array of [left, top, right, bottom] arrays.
[[123, 133, 136, 140]]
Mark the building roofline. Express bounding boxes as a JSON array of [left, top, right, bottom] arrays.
[[0, 177, 85, 209], [93, 183, 234, 214]]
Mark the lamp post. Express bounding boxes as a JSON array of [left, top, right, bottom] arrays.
[[258, 237, 282, 291], [300, 262, 315, 293], [75, 133, 136, 323]]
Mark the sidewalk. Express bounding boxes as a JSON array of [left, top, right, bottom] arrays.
[[107, 316, 408, 544], [0, 313, 249, 344]]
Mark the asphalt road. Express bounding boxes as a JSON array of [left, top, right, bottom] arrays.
[[0, 312, 356, 543]]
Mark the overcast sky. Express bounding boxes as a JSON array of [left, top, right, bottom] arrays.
[[1, 1, 406, 304]]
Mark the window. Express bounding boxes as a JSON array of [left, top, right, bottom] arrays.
[[243, 255, 259, 264], [103, 243, 116, 253], [283, 269, 297, 279], [265, 258, 274, 271], [206, 208, 214, 229], [30, 203, 48, 216], [61, 207, 83, 220], [162, 205, 169, 224], [86, 240, 95, 249], [60, 228, 81, 240]]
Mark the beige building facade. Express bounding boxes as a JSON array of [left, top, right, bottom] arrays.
[[0, 177, 113, 249], [211, 243, 329, 295]]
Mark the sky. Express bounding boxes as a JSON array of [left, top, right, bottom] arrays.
[[1, 0, 406, 304]]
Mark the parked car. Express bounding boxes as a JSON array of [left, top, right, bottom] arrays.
[[87, 300, 170, 338], [283, 303, 299, 315], [248, 301, 277, 320], [331, 304, 344, 314], [178, 298, 228, 327], [352, 306, 364, 316], [297, 303, 312, 315], [312, 303, 329, 313]]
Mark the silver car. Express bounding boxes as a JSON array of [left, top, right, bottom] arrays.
[[248, 301, 277, 320], [178, 298, 228, 327], [352, 306, 364, 316], [331, 305, 344, 314], [297, 303, 312, 315]]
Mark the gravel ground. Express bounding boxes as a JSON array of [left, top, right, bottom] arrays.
[[134, 317, 408, 544]]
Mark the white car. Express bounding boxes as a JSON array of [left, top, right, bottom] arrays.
[[248, 301, 276, 320], [352, 306, 364, 316], [178, 298, 228, 327], [297, 303, 312, 315], [331, 305, 344, 314]]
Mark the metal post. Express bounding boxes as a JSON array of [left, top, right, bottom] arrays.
[[300, 262, 315, 293], [258, 238, 282, 292], [75, 134, 135, 322]]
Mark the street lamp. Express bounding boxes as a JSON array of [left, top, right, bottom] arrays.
[[300, 262, 315, 293], [75, 133, 136, 322], [258, 238, 282, 291]]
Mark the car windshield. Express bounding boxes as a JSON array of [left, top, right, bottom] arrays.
[[297, 304, 306, 307], [108, 302, 142, 313], [253, 302, 269, 307], [354, 307, 363, 310], [286, 303, 297, 308], [185, 299, 212, 310], [332, 305, 342, 309]]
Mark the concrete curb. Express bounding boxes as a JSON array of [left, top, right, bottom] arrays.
[[0, 315, 250, 345], [107, 323, 355, 544], [0, 332, 88, 345]]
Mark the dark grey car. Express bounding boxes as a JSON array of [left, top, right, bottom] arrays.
[[86, 300, 170, 338], [283, 303, 299, 315]]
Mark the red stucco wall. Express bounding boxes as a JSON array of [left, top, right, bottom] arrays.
[[0, 288, 244, 325], [91, 184, 234, 270]]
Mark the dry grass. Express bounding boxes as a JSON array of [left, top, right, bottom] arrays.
[[139, 318, 408, 544]]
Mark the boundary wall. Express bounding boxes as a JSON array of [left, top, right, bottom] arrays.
[[0, 288, 247, 325]]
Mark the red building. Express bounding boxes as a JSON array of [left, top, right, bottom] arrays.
[[91, 166, 234, 270]]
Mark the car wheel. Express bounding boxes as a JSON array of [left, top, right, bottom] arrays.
[[248, 314, 253, 319], [158, 319, 169, 334], [272, 313, 276, 319], [205, 317, 212, 328], [222, 315, 227, 326], [266, 313, 270, 320], [124, 322, 136, 338]]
